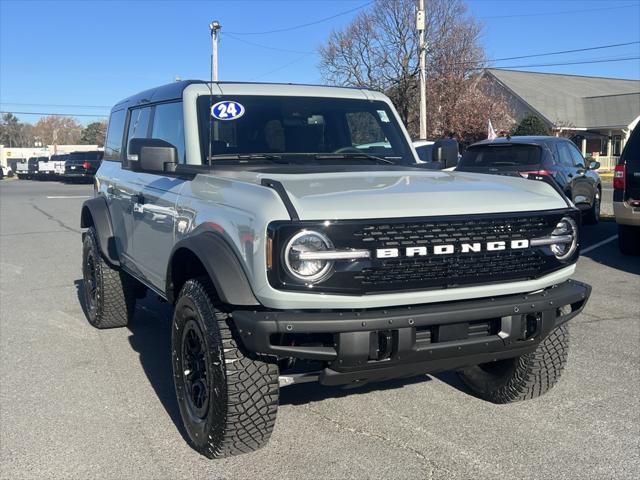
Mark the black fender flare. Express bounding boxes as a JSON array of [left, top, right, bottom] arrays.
[[166, 231, 259, 306], [80, 196, 120, 266]]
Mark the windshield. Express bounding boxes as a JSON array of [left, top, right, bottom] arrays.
[[197, 95, 413, 165], [459, 144, 542, 168]]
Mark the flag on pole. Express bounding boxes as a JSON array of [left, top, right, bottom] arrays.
[[487, 119, 497, 140]]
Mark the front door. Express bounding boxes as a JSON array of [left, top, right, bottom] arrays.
[[128, 101, 187, 291]]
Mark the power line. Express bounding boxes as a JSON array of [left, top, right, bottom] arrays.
[[480, 3, 638, 20], [1, 111, 109, 118], [0, 102, 111, 109], [224, 32, 314, 54], [481, 56, 640, 70], [459, 41, 640, 65], [250, 53, 315, 81], [226, 1, 373, 35]]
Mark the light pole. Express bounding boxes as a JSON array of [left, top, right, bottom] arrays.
[[210, 20, 221, 82], [417, 0, 427, 140]]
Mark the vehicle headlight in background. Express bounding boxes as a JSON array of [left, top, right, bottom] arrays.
[[549, 216, 578, 260], [284, 230, 334, 283]]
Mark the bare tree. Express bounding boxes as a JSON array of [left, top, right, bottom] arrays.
[[33, 115, 82, 145], [0, 113, 36, 147], [318, 0, 511, 143]]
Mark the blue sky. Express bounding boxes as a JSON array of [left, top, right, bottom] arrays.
[[1, 0, 639, 124]]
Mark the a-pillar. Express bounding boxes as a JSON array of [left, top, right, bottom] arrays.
[[581, 137, 587, 156]]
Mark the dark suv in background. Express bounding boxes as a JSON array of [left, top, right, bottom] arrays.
[[457, 136, 602, 224], [614, 125, 640, 255], [63, 151, 104, 182]]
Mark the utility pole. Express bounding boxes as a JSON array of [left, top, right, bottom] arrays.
[[210, 20, 221, 82], [417, 0, 427, 139]]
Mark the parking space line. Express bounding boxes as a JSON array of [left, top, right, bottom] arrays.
[[46, 195, 91, 199], [581, 234, 618, 254]]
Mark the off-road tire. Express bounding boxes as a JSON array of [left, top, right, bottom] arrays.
[[457, 324, 569, 403], [82, 227, 136, 328], [618, 225, 640, 255], [171, 278, 279, 458], [583, 188, 600, 225]]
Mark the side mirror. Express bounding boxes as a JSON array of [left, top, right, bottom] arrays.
[[128, 138, 177, 173], [432, 139, 459, 169], [589, 160, 600, 170]]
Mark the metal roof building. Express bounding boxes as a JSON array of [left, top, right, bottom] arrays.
[[482, 69, 640, 168]]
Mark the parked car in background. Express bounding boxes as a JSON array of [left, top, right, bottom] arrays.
[[16, 157, 41, 180], [63, 151, 104, 182], [413, 139, 434, 162], [37, 156, 57, 179], [0, 165, 12, 179], [614, 125, 640, 255], [457, 136, 602, 224]]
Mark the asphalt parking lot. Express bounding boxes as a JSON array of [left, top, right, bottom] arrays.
[[0, 179, 638, 480]]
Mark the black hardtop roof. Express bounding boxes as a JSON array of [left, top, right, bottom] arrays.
[[470, 135, 570, 148], [111, 80, 376, 112]]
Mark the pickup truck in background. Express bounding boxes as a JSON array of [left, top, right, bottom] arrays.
[[37, 156, 57, 179], [16, 157, 42, 180]]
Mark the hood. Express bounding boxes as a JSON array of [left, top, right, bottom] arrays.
[[213, 169, 568, 220]]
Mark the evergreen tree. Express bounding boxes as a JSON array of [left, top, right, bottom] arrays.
[[510, 115, 550, 136]]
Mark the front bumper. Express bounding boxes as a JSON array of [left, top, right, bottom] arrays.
[[233, 279, 591, 386]]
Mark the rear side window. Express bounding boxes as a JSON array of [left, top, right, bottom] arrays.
[[566, 143, 585, 168], [151, 102, 185, 163], [620, 126, 639, 166], [555, 143, 574, 167], [459, 144, 541, 167], [104, 109, 126, 161]]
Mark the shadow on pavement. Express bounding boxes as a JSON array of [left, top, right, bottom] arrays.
[[580, 223, 640, 276], [73, 281, 480, 431], [74, 280, 189, 444], [279, 375, 431, 406], [431, 371, 476, 397]]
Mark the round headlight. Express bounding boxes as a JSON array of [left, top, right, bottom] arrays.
[[284, 230, 333, 283], [550, 216, 578, 260]]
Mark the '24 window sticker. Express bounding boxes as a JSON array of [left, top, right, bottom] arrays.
[[211, 101, 245, 121]]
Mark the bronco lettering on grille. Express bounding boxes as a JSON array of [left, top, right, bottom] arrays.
[[376, 239, 530, 258]]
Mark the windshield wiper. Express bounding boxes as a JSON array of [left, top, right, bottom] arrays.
[[314, 153, 395, 165], [209, 154, 289, 164]]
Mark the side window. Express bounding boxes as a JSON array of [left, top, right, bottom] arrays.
[[104, 109, 126, 161], [556, 143, 574, 168], [126, 107, 151, 157], [346, 111, 386, 146], [151, 102, 185, 163], [567, 143, 586, 168]]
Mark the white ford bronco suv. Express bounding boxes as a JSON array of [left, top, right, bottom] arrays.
[[80, 81, 591, 458]]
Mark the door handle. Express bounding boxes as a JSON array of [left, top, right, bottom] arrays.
[[132, 193, 145, 213], [132, 193, 145, 204]]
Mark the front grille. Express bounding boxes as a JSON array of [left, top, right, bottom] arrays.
[[268, 210, 574, 295], [353, 216, 548, 247], [352, 216, 554, 292], [360, 249, 544, 289]]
